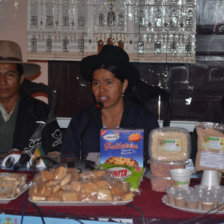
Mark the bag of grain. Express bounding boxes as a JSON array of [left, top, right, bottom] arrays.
[[195, 122, 224, 172]]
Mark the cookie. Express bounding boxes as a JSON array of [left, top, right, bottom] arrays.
[[104, 157, 138, 167]]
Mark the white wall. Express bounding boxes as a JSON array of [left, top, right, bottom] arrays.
[[0, 0, 48, 85]]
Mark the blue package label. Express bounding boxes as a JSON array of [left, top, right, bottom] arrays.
[[100, 129, 144, 168]]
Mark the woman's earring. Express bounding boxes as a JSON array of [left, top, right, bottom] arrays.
[[122, 92, 124, 97]]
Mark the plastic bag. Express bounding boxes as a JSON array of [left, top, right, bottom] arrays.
[[149, 127, 191, 162], [195, 122, 224, 172]]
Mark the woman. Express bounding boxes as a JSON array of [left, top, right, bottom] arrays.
[[61, 45, 159, 166]]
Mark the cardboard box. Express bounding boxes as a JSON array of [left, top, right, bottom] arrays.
[[100, 129, 144, 191]]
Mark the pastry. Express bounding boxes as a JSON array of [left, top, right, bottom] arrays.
[[104, 156, 138, 167]]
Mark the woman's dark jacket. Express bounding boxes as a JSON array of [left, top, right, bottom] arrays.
[[200, 96, 224, 123], [61, 97, 159, 163]]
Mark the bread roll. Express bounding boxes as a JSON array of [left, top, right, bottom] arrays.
[[53, 166, 67, 180], [60, 174, 71, 186], [62, 192, 78, 201], [41, 170, 54, 181]]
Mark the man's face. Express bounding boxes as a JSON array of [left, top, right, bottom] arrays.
[[0, 63, 24, 102]]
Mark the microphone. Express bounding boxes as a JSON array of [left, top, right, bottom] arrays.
[[13, 150, 33, 171], [79, 102, 103, 160], [68, 102, 104, 171], [95, 102, 104, 110]]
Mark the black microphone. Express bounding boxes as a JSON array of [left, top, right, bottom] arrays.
[[68, 102, 104, 171], [79, 102, 103, 160], [13, 150, 33, 171]]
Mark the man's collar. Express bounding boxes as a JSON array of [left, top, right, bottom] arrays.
[[0, 95, 20, 122]]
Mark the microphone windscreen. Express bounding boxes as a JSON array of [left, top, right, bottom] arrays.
[[96, 102, 104, 110], [13, 153, 31, 171]]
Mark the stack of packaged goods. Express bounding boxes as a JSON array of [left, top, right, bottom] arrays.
[[148, 127, 191, 192]]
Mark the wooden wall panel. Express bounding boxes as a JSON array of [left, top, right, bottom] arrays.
[[48, 61, 94, 117]]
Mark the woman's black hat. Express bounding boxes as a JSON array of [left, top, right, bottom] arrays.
[[80, 45, 140, 85]]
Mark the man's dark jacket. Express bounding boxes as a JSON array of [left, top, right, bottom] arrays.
[[61, 97, 159, 163], [12, 91, 62, 154]]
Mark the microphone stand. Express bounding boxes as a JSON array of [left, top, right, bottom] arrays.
[[68, 102, 103, 172]]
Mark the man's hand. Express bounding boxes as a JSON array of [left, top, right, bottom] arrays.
[[47, 151, 61, 163]]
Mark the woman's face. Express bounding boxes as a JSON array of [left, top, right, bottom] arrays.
[[92, 68, 128, 110]]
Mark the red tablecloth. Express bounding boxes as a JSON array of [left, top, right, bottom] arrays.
[[0, 177, 224, 223]]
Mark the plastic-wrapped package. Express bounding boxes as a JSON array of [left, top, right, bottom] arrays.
[[195, 122, 224, 172], [150, 160, 187, 177], [149, 127, 191, 162], [149, 174, 171, 192], [29, 166, 135, 202], [0, 173, 28, 199]]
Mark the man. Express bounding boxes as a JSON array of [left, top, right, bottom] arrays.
[[0, 40, 62, 161]]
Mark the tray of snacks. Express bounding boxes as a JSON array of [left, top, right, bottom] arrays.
[[29, 166, 135, 206], [29, 199, 132, 206], [0, 172, 31, 204], [162, 185, 224, 214], [162, 195, 224, 214]]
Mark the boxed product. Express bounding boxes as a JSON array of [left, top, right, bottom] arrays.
[[149, 127, 191, 162], [100, 129, 145, 192], [195, 122, 224, 172]]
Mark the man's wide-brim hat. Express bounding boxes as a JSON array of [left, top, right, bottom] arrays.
[[81, 45, 140, 85], [0, 40, 40, 78]]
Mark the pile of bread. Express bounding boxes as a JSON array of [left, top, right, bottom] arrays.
[[29, 166, 135, 202], [0, 172, 27, 199]]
